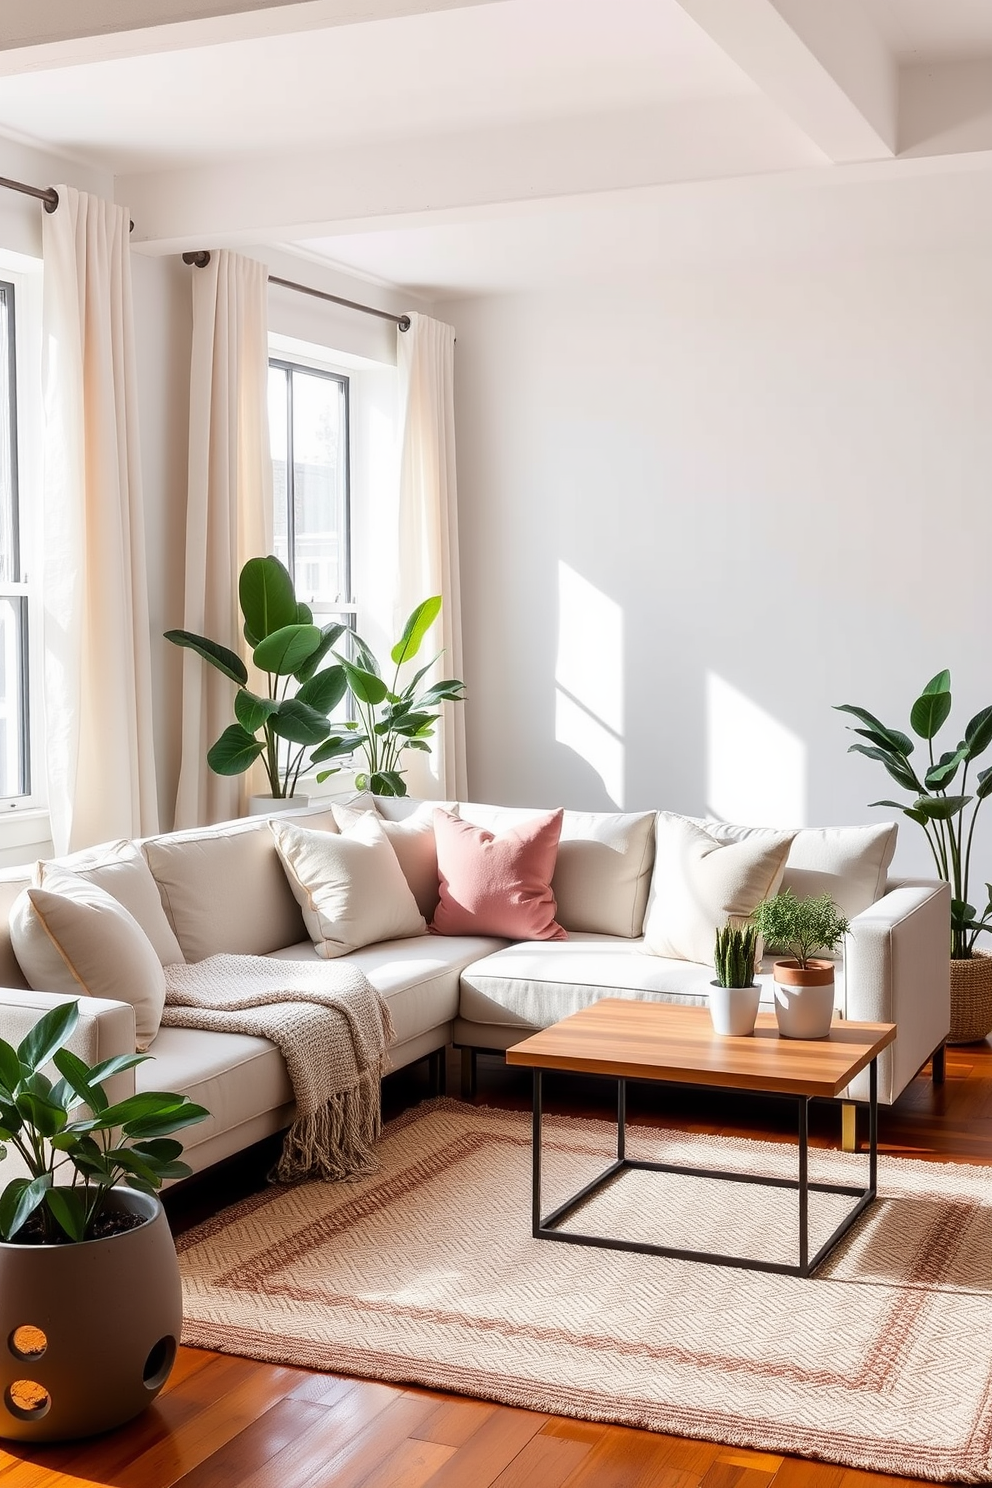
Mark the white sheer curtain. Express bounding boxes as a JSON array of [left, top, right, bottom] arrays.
[[395, 312, 467, 799], [42, 186, 159, 853], [174, 251, 271, 828]]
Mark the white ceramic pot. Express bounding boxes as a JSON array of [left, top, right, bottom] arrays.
[[248, 793, 309, 816], [772, 959, 835, 1039], [708, 981, 761, 1036]]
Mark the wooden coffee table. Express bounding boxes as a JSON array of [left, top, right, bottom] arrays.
[[505, 999, 896, 1278]]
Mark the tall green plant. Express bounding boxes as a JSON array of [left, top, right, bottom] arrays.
[[165, 555, 349, 799], [0, 1002, 208, 1243], [310, 596, 466, 797], [835, 670, 992, 958]]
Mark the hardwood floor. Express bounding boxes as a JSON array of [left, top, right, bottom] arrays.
[[2, 1038, 989, 1488]]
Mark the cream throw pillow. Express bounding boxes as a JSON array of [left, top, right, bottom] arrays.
[[332, 802, 442, 921], [271, 814, 427, 958], [9, 870, 167, 1050], [642, 813, 795, 964], [698, 818, 898, 920], [38, 840, 185, 966]]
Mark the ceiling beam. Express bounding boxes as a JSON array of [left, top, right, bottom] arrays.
[[0, 0, 505, 76], [675, 0, 896, 163], [121, 96, 824, 253]]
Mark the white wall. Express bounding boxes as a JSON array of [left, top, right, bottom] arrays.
[[444, 247, 992, 880]]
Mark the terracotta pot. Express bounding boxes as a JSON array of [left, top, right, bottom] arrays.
[[0, 1189, 182, 1442], [772, 958, 836, 1040], [948, 951, 992, 1044], [708, 981, 760, 1036]]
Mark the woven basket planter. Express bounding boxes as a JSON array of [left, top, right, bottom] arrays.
[[948, 951, 992, 1044]]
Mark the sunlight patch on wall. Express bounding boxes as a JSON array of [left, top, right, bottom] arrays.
[[706, 672, 806, 826], [555, 562, 624, 805]]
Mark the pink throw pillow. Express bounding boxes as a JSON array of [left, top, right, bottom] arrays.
[[431, 807, 567, 940]]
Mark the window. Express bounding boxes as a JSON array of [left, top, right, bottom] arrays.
[[267, 359, 352, 626], [0, 282, 29, 803]]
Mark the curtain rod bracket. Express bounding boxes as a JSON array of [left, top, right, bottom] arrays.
[[184, 250, 410, 330]]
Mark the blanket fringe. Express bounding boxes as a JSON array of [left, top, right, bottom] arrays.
[[272, 1064, 385, 1184]]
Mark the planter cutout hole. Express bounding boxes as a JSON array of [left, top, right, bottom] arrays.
[[143, 1336, 177, 1391], [5, 1381, 50, 1421], [8, 1327, 46, 1362]]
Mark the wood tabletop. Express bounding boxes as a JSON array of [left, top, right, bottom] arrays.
[[505, 999, 897, 1098]]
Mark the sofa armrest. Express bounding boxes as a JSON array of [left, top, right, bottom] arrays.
[[0, 990, 137, 1105], [842, 880, 949, 1103]]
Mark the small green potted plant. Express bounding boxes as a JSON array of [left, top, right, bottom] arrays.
[[836, 670, 992, 1041], [0, 1000, 208, 1442], [751, 890, 849, 1039], [710, 923, 761, 1036]]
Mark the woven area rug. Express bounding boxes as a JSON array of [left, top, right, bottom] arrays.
[[177, 1098, 992, 1482]]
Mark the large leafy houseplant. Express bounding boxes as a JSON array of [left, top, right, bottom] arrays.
[[165, 555, 349, 800], [0, 1000, 208, 1243], [836, 670, 992, 958], [311, 595, 467, 797]]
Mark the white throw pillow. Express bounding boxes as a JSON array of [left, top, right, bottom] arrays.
[[642, 813, 795, 964], [271, 815, 427, 958], [9, 870, 167, 1050], [333, 802, 442, 921], [38, 839, 185, 966], [699, 819, 898, 919]]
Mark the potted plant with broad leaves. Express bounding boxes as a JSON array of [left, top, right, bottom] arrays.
[[0, 1000, 208, 1443], [165, 554, 350, 807], [751, 890, 849, 1040], [836, 670, 992, 1042], [710, 923, 761, 1036], [310, 595, 467, 797]]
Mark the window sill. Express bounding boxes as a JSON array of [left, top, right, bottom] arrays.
[[0, 806, 53, 869]]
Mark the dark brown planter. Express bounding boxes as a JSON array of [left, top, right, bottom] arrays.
[[0, 1189, 181, 1442]]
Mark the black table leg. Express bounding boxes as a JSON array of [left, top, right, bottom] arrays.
[[798, 1095, 809, 1275], [532, 1069, 542, 1238]]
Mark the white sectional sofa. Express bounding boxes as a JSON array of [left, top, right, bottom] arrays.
[[0, 796, 950, 1180]]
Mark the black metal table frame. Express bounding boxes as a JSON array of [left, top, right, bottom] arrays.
[[530, 1058, 878, 1278]]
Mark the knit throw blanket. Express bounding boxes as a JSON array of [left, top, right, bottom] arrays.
[[162, 955, 394, 1184]]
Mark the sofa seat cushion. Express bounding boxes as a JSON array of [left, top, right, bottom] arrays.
[[267, 934, 507, 1046], [137, 1025, 293, 1149], [459, 934, 847, 1031]]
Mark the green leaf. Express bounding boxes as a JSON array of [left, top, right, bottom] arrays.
[[913, 793, 971, 820], [253, 624, 322, 677], [131, 1138, 184, 1163], [415, 679, 466, 708], [123, 1106, 210, 1140], [847, 744, 921, 793], [296, 601, 313, 625], [370, 771, 406, 796], [239, 556, 298, 641], [951, 899, 976, 926], [966, 706, 992, 759], [207, 724, 265, 777], [310, 734, 362, 764], [834, 704, 914, 755], [339, 659, 388, 706], [925, 747, 969, 790], [348, 634, 380, 677], [235, 690, 280, 734], [911, 687, 952, 740], [44, 1188, 87, 1242], [294, 624, 347, 684], [296, 666, 347, 716], [869, 799, 930, 826], [52, 1048, 107, 1113], [164, 630, 248, 687], [923, 669, 952, 696], [390, 596, 442, 668], [86, 1052, 150, 1086], [0, 1039, 21, 1096], [977, 767, 992, 800], [270, 698, 333, 746], [15, 1092, 66, 1138], [0, 1174, 50, 1240], [17, 1001, 78, 1075]]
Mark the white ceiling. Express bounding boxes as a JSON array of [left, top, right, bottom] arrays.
[[2, 0, 992, 298]]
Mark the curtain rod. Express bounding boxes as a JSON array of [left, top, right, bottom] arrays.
[[182, 250, 410, 332], [0, 174, 59, 213]]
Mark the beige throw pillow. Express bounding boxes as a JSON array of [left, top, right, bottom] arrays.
[[271, 815, 426, 958], [38, 839, 185, 966], [642, 813, 795, 964], [332, 802, 442, 921], [699, 818, 898, 920], [9, 870, 167, 1050]]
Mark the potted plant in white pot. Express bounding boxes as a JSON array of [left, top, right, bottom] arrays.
[[751, 890, 850, 1040], [710, 923, 761, 1036], [836, 669, 992, 1042], [165, 554, 350, 807], [0, 1001, 208, 1442]]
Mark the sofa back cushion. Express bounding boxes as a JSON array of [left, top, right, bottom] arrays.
[[454, 801, 655, 938], [39, 839, 185, 965], [698, 819, 897, 920], [142, 818, 311, 961], [642, 813, 794, 964], [9, 871, 166, 1049]]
